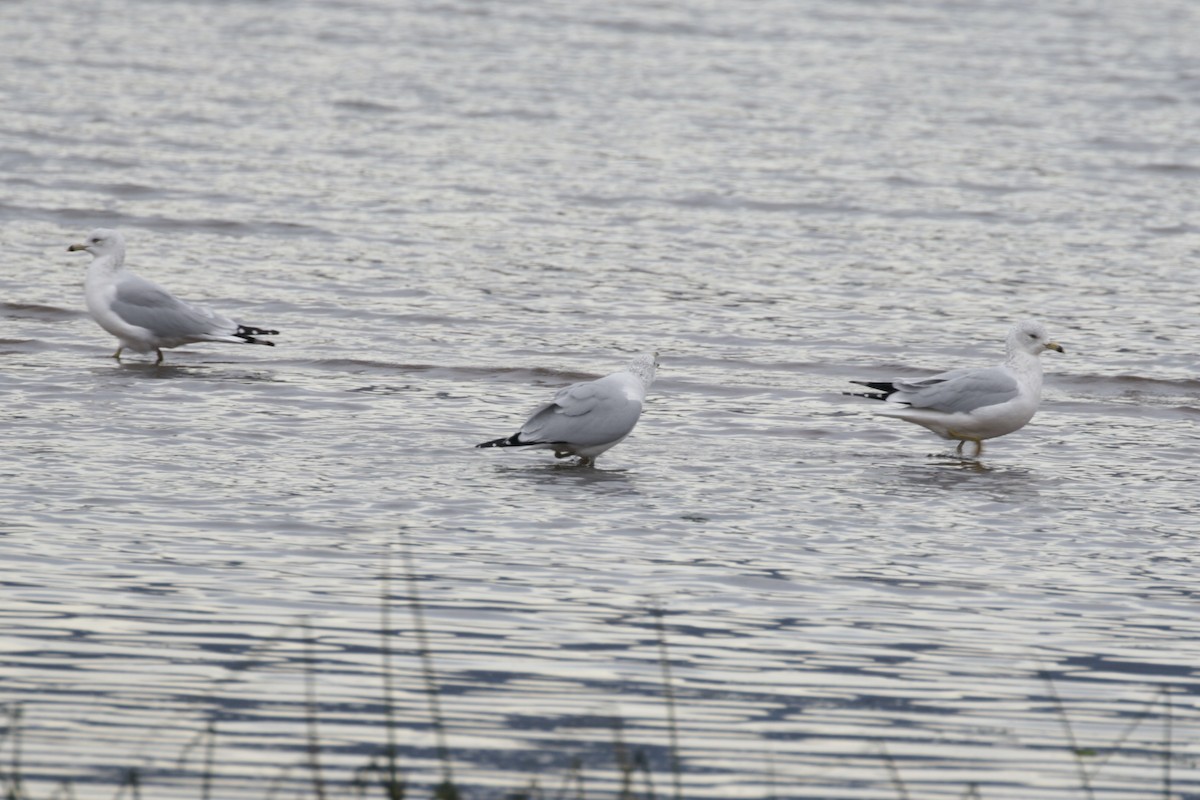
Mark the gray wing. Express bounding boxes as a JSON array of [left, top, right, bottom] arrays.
[[894, 366, 1019, 414], [110, 274, 233, 338], [521, 378, 643, 446]]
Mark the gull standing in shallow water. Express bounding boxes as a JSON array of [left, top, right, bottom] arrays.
[[68, 228, 278, 364], [846, 320, 1064, 457], [476, 353, 658, 467]]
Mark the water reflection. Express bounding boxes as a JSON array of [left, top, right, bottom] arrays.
[[872, 457, 1047, 503], [114, 361, 200, 377], [87, 361, 285, 385], [3, 0, 1199, 795], [489, 462, 643, 495]]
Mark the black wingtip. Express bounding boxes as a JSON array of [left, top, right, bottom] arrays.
[[234, 324, 279, 346], [238, 325, 280, 336], [845, 380, 896, 401], [476, 432, 551, 449], [477, 433, 521, 449], [851, 380, 896, 392]]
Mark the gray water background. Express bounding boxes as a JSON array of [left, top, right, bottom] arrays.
[[2, 0, 1199, 796]]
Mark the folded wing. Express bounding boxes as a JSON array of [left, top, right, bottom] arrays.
[[521, 379, 643, 446], [111, 275, 234, 340], [892, 366, 1020, 414]]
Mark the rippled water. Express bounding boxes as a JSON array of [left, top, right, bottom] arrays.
[[2, 0, 1199, 797]]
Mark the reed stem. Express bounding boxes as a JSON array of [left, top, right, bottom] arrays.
[[380, 547, 405, 798], [651, 604, 682, 800], [303, 619, 328, 800], [399, 537, 456, 797]]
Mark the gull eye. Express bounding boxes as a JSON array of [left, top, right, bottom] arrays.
[[1027, 332, 1038, 339]]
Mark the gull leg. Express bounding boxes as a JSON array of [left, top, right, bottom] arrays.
[[111, 346, 123, 361], [973, 440, 984, 458], [955, 440, 965, 456], [155, 348, 164, 365], [578, 455, 595, 468]]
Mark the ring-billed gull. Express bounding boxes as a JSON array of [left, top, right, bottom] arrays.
[[846, 320, 1064, 456], [476, 353, 658, 467], [68, 228, 278, 364]]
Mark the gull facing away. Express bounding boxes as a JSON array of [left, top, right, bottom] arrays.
[[68, 228, 278, 364], [476, 353, 658, 467], [846, 320, 1064, 457]]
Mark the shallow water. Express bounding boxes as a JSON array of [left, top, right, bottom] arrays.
[[2, 0, 1199, 797]]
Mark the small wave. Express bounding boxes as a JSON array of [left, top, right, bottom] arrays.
[[134, 216, 328, 238], [0, 200, 331, 239], [1144, 222, 1194, 235], [1137, 162, 1200, 176], [1050, 374, 1200, 413], [1, 302, 81, 321], [463, 108, 558, 121], [332, 99, 403, 114]]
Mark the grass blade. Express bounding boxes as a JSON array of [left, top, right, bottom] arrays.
[[1040, 670, 1094, 800], [380, 547, 405, 799], [303, 619, 328, 800], [651, 604, 682, 800], [879, 741, 909, 800], [399, 536, 457, 798]]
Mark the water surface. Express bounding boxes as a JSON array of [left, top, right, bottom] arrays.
[[1, 0, 1199, 797]]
